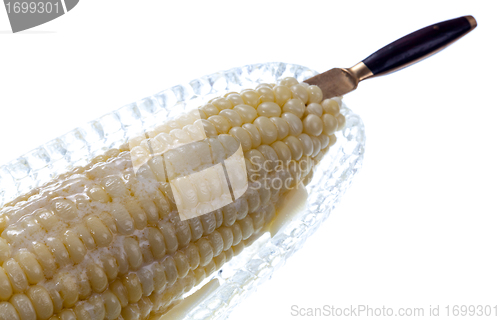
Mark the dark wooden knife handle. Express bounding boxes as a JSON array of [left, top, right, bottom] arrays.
[[362, 16, 476, 77]]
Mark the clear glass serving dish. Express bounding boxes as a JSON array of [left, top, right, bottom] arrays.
[[0, 62, 365, 320]]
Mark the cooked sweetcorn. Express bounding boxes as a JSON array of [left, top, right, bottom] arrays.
[[0, 77, 345, 320]]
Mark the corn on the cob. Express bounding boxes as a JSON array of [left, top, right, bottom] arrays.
[[0, 77, 345, 320]]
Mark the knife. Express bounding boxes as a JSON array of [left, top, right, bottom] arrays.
[[305, 15, 477, 98]]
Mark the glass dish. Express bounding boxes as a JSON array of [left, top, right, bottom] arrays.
[[0, 62, 366, 320]]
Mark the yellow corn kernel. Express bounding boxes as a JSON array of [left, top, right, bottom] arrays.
[[26, 285, 54, 320], [0, 267, 13, 300], [0, 301, 20, 320], [3, 259, 28, 293], [10, 293, 37, 320], [88, 263, 108, 294], [102, 290, 121, 320]]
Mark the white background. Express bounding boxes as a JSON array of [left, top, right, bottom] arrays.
[[1, 1, 499, 319]]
